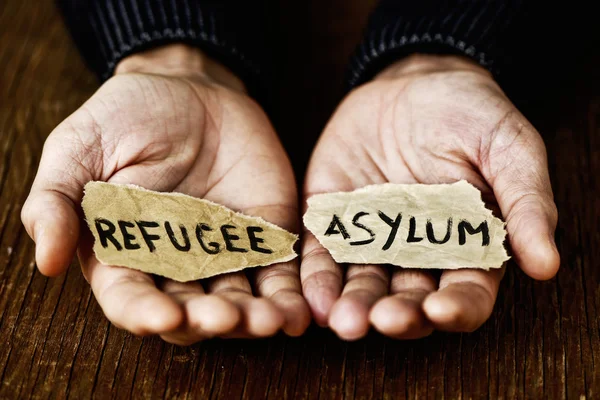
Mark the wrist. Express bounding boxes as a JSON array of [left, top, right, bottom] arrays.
[[374, 54, 492, 82], [114, 44, 246, 92]]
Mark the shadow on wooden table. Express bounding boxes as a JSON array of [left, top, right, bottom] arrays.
[[1, 1, 599, 399]]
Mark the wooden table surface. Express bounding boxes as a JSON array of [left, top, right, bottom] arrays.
[[1, 1, 599, 399]]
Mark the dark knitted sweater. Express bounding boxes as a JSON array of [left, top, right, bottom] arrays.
[[57, 1, 591, 102]]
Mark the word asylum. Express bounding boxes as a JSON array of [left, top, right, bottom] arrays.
[[323, 211, 491, 250], [93, 218, 274, 255]]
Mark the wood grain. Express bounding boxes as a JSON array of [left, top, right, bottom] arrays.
[[1, 0, 598, 399]]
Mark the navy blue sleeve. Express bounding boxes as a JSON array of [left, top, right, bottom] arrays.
[[345, 1, 586, 92], [57, 0, 266, 97]]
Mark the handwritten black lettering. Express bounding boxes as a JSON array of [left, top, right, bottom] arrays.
[[324, 214, 350, 239], [221, 225, 248, 253], [406, 216, 423, 243], [458, 220, 490, 246], [247, 226, 273, 254], [165, 222, 191, 252], [95, 218, 122, 250], [378, 211, 402, 251], [349, 212, 375, 246], [195, 224, 220, 254], [426, 217, 453, 244], [118, 220, 140, 250], [136, 221, 160, 252]]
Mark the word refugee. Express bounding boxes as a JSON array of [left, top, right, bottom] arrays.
[[93, 218, 274, 255]]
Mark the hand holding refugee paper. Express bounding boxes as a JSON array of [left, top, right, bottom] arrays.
[[82, 182, 298, 282]]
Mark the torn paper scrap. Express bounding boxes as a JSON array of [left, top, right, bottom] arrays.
[[303, 181, 509, 270], [82, 182, 298, 282]]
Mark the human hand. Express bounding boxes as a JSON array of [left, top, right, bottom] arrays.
[[22, 44, 310, 345], [301, 54, 559, 340]]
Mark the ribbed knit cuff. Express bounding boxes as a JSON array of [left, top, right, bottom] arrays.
[[346, 0, 529, 89], [57, 0, 265, 99]]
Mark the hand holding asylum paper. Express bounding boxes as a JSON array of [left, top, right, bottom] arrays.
[[303, 181, 509, 270], [82, 182, 298, 282]]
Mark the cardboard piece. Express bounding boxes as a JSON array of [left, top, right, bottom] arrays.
[[303, 181, 509, 270], [82, 182, 298, 282]]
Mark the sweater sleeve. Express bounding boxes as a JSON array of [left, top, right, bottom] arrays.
[[346, 0, 541, 89], [57, 0, 266, 96]]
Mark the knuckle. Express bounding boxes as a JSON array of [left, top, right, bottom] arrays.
[[346, 270, 389, 289], [255, 267, 297, 290], [301, 269, 343, 296], [346, 265, 388, 280], [302, 269, 343, 288], [503, 191, 545, 222], [391, 270, 437, 291], [301, 245, 333, 265]]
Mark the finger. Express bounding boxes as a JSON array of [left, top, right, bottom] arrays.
[[301, 159, 366, 327], [423, 267, 504, 332], [158, 280, 240, 346], [482, 119, 559, 280], [21, 131, 101, 276], [328, 264, 389, 340], [21, 191, 80, 276], [238, 204, 310, 337], [206, 272, 284, 338], [253, 260, 311, 337], [300, 231, 344, 327], [78, 240, 183, 335], [370, 269, 437, 339]]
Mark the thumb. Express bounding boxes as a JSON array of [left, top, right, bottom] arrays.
[[482, 117, 559, 280], [21, 128, 101, 276]]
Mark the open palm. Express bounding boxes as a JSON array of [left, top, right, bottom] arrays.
[[22, 49, 310, 345], [301, 55, 559, 340]]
